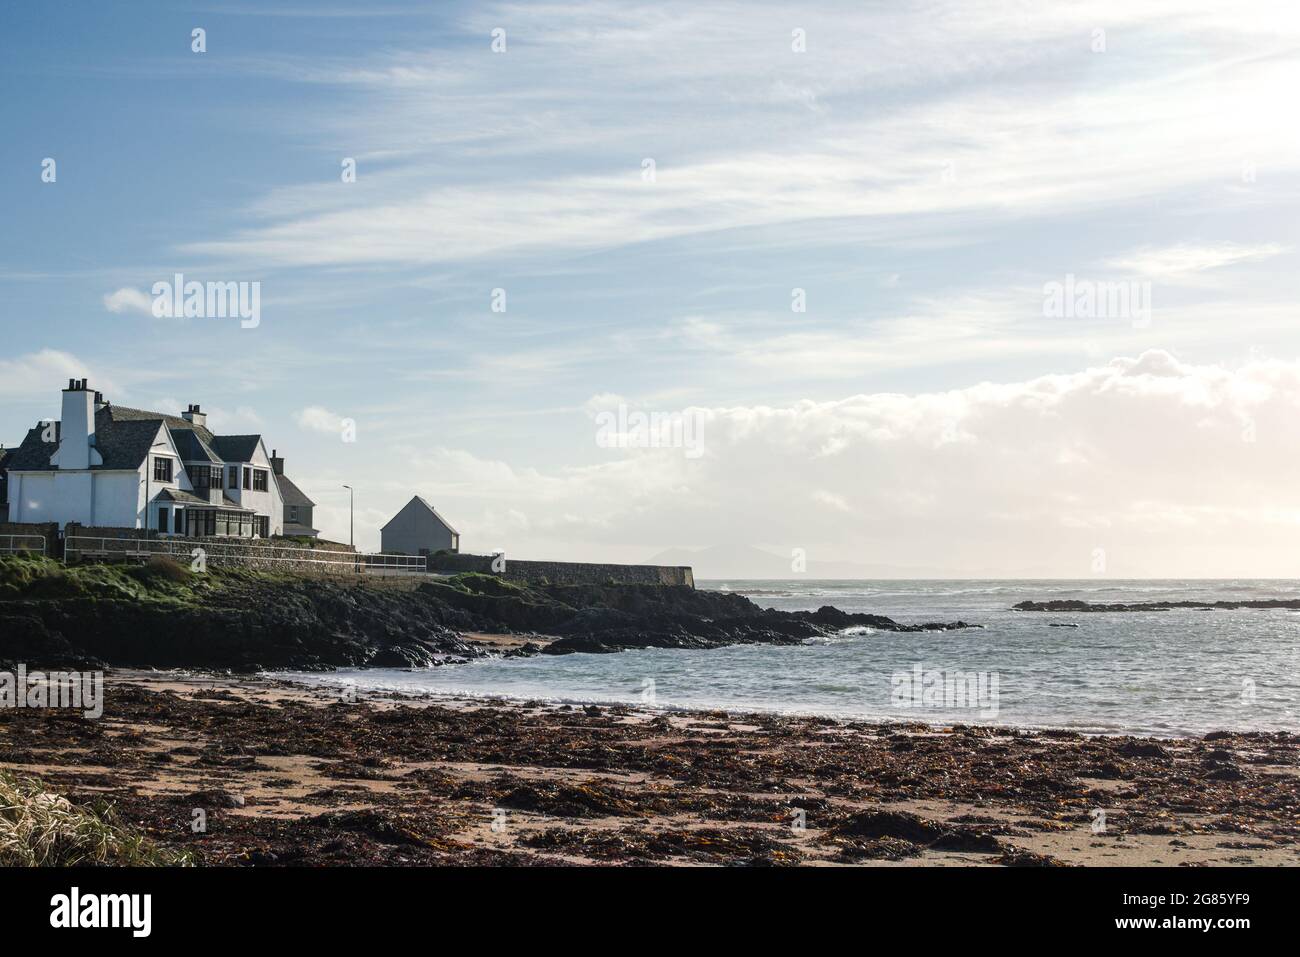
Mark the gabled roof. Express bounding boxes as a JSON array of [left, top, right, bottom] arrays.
[[5, 399, 278, 477], [107, 405, 215, 444], [4, 417, 166, 472], [208, 435, 263, 463], [381, 495, 459, 535], [170, 428, 222, 464], [275, 473, 315, 508], [106, 406, 265, 465]]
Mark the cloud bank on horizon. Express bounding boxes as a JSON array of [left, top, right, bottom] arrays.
[[2, 0, 1299, 576]]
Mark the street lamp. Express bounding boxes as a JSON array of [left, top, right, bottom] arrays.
[[342, 485, 353, 548]]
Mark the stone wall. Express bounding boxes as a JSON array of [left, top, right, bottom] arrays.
[[62, 523, 373, 576], [426, 552, 695, 588], [0, 522, 61, 558]]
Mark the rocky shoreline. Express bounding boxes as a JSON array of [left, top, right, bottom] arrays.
[[0, 556, 978, 672]]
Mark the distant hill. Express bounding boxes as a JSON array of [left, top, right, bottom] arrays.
[[643, 544, 962, 580]]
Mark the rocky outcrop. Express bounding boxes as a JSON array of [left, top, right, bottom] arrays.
[[0, 559, 980, 671], [1014, 598, 1300, 612]]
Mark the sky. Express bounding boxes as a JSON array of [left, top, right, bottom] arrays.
[[2, 0, 1300, 577]]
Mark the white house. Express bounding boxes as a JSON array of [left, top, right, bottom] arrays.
[[380, 495, 460, 555], [3, 379, 303, 539]]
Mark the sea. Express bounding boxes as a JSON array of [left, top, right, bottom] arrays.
[[281, 579, 1300, 738]]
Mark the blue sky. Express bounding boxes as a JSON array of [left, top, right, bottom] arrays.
[[3, 1, 1300, 575]]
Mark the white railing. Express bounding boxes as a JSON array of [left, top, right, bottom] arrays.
[[0, 534, 46, 557], [64, 535, 426, 575]]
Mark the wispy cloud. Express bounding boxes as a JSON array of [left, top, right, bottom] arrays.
[[1107, 242, 1287, 279], [102, 287, 153, 316], [180, 1, 1300, 270]]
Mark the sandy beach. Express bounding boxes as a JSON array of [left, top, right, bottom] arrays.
[[1, 670, 1295, 867]]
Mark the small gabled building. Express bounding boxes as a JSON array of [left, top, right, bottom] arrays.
[[380, 495, 460, 556]]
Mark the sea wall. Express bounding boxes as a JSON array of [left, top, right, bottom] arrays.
[[62, 523, 363, 575], [0, 521, 61, 558], [426, 552, 695, 588]]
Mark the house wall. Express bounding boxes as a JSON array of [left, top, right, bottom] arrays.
[[427, 553, 695, 588], [223, 441, 284, 535], [381, 501, 457, 555], [7, 423, 188, 531], [286, 503, 313, 529]]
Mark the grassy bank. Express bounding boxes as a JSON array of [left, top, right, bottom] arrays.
[[0, 770, 191, 866]]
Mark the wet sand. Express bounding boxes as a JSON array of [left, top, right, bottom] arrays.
[[0, 670, 1295, 866]]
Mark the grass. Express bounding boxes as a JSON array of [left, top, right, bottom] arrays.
[[0, 554, 215, 604], [0, 770, 192, 866]]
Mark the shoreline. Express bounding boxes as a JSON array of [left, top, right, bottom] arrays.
[[273, 666, 1267, 742], [2, 669, 1295, 867]]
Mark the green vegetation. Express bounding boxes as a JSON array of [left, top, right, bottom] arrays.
[[0, 554, 214, 604], [0, 770, 192, 867], [440, 572, 530, 596]]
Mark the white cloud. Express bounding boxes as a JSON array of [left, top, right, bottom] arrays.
[[295, 405, 347, 434], [364, 350, 1300, 576], [0, 350, 112, 400], [102, 287, 153, 315], [206, 405, 266, 434], [1107, 243, 1287, 279]]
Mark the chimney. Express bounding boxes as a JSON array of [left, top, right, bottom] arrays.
[[94, 391, 107, 412], [270, 449, 284, 475], [52, 379, 100, 470], [181, 403, 207, 428]]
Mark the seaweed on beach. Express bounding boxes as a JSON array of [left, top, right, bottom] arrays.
[[2, 676, 1298, 867]]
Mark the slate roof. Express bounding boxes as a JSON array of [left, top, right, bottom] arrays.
[[208, 435, 263, 463], [156, 488, 213, 506], [170, 428, 222, 465], [6, 403, 269, 473], [4, 416, 165, 472], [107, 405, 215, 444], [156, 488, 254, 511], [275, 473, 315, 508], [381, 495, 460, 535]]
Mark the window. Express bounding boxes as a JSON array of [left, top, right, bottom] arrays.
[[157, 508, 169, 533], [253, 469, 268, 492], [289, 506, 298, 522], [187, 465, 220, 490], [153, 457, 173, 483], [228, 466, 239, 489], [243, 467, 251, 490], [255, 516, 270, 538]]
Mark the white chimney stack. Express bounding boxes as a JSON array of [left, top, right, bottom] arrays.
[[51, 378, 102, 470], [181, 403, 207, 428]]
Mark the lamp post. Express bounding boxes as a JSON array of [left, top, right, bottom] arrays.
[[342, 485, 354, 548]]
